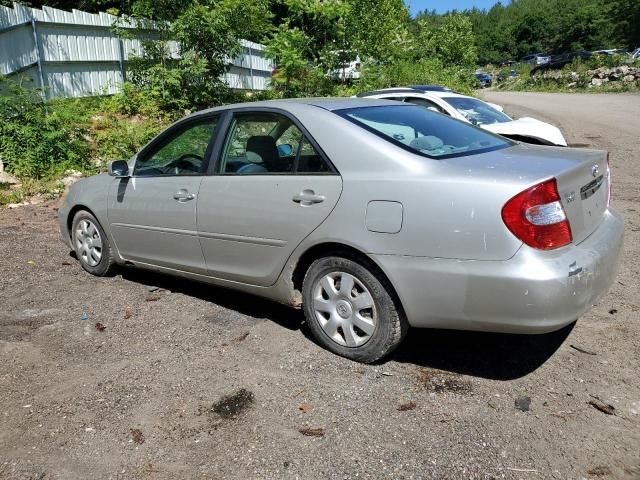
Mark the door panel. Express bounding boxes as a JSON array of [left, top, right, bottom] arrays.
[[108, 176, 206, 272], [197, 175, 342, 286], [107, 114, 219, 272]]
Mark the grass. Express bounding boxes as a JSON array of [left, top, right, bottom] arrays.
[[0, 177, 67, 207]]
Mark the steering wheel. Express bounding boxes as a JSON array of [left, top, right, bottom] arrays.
[[168, 153, 203, 174]]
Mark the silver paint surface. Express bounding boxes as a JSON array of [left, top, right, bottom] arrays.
[[58, 98, 624, 333]]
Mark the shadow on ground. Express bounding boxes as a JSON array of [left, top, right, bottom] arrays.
[[119, 264, 572, 381], [121, 268, 304, 332], [390, 323, 574, 381]]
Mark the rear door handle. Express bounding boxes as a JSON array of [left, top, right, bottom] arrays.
[[293, 189, 325, 207], [173, 189, 195, 202]]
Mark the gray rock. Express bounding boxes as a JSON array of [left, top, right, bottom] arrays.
[[515, 396, 531, 412], [0, 171, 19, 185]]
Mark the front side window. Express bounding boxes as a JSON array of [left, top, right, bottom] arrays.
[[134, 117, 218, 176], [337, 105, 511, 159], [220, 112, 331, 174], [441, 97, 512, 125]]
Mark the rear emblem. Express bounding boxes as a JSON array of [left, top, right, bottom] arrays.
[[592, 164, 600, 177], [565, 191, 575, 203]]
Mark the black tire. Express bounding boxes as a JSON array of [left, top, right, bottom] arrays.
[[71, 210, 117, 276], [302, 256, 408, 363]]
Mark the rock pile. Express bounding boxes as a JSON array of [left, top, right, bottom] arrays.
[[533, 64, 640, 88]]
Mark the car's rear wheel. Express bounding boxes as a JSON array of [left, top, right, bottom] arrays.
[[71, 210, 117, 276], [302, 256, 408, 363]]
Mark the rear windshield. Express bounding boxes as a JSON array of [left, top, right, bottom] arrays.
[[336, 105, 511, 159]]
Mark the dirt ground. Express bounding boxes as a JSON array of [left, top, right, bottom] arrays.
[[1, 92, 639, 479]]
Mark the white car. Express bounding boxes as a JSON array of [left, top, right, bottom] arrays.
[[521, 53, 551, 65], [356, 86, 567, 146], [327, 54, 362, 81]]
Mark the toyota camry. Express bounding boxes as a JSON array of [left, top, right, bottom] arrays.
[[59, 98, 623, 363]]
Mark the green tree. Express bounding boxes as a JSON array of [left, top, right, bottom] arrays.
[[607, 0, 640, 49], [123, 0, 271, 111], [414, 13, 477, 66], [264, 23, 312, 94], [344, 0, 411, 61]]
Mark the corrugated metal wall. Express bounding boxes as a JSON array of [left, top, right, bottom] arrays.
[[0, 3, 273, 98]]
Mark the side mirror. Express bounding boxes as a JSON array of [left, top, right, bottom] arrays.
[[108, 160, 130, 177], [277, 143, 294, 157]]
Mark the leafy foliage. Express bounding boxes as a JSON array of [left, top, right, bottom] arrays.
[[426, 0, 638, 65], [122, 0, 271, 112], [414, 13, 477, 66], [0, 76, 91, 179], [265, 24, 313, 95], [358, 58, 475, 95]]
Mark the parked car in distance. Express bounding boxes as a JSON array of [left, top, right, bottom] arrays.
[[592, 48, 628, 56], [59, 98, 622, 363], [356, 87, 567, 146], [497, 69, 519, 82], [531, 50, 593, 74], [630, 48, 640, 60], [326, 52, 362, 81], [521, 53, 551, 65], [474, 72, 493, 88]]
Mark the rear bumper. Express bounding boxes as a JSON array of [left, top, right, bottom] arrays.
[[374, 209, 624, 333]]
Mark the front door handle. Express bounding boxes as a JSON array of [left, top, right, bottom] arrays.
[[293, 189, 325, 207], [173, 189, 195, 202]]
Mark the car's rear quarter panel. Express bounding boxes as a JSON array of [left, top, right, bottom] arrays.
[[290, 105, 523, 261]]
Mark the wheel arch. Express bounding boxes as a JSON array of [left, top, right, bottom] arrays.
[[66, 204, 100, 234], [291, 242, 406, 317]]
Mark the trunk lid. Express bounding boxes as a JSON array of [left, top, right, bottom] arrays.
[[554, 151, 609, 245], [445, 143, 610, 246]]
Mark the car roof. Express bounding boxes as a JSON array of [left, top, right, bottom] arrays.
[[190, 97, 407, 117], [357, 87, 471, 99], [359, 89, 470, 100], [407, 85, 452, 92]]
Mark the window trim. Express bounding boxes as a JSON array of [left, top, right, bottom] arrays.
[[403, 96, 446, 114], [208, 107, 339, 176], [334, 105, 513, 160], [132, 112, 221, 178]]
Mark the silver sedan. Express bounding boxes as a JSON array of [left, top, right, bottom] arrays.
[[59, 98, 623, 363]]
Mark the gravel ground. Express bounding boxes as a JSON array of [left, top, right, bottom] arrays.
[[1, 92, 639, 479]]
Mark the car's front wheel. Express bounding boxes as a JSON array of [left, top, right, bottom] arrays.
[[302, 256, 408, 363], [71, 210, 117, 276]]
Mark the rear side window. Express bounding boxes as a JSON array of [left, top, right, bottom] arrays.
[[336, 105, 511, 159], [220, 112, 332, 175]]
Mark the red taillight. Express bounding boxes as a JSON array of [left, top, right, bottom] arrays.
[[501, 178, 572, 250]]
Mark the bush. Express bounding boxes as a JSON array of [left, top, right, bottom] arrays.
[[354, 58, 476, 95], [0, 76, 92, 180], [91, 114, 165, 166]]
